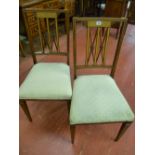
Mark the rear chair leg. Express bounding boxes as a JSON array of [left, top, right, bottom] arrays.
[[115, 122, 131, 141], [116, 28, 120, 39], [19, 100, 32, 122], [70, 125, 75, 144], [67, 101, 71, 115], [67, 101, 75, 143]]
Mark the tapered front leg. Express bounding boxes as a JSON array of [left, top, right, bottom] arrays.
[[70, 125, 75, 144], [115, 122, 131, 141], [19, 100, 32, 122]]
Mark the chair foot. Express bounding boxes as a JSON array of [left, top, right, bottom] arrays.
[[70, 125, 75, 144], [20, 100, 32, 122], [114, 122, 131, 141]]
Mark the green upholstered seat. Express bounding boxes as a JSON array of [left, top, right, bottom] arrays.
[[70, 75, 134, 125], [19, 63, 72, 100]]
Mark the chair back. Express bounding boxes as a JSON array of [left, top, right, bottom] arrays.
[[23, 9, 70, 64], [73, 17, 127, 78]]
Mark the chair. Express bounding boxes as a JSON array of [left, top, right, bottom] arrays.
[[69, 17, 134, 143], [19, 9, 72, 122]]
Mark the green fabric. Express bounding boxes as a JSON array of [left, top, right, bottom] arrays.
[[19, 63, 72, 100], [70, 75, 134, 125]]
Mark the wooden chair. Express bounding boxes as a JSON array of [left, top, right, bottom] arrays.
[[69, 17, 134, 143], [19, 9, 72, 122]]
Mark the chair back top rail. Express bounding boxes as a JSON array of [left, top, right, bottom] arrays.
[[73, 17, 127, 78]]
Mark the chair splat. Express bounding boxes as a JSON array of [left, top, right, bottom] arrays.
[[85, 20, 111, 66], [73, 17, 127, 78], [36, 13, 60, 54]]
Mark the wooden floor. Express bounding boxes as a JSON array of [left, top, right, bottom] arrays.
[[19, 24, 135, 155]]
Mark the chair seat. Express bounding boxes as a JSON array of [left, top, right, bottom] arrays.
[[70, 75, 134, 125], [19, 63, 72, 100]]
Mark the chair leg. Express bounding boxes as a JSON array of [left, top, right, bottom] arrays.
[[67, 101, 71, 115], [19, 100, 32, 122], [116, 28, 120, 39], [70, 125, 75, 144], [114, 122, 131, 141]]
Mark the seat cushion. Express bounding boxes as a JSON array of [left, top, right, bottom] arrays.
[[19, 63, 72, 100], [70, 75, 134, 125]]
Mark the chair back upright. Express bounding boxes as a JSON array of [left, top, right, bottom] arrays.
[[73, 17, 127, 78], [23, 9, 70, 64]]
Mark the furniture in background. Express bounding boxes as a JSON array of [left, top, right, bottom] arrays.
[[76, 0, 130, 17], [75, 0, 103, 16], [69, 17, 134, 143], [96, 0, 106, 16], [19, 40, 25, 57], [104, 0, 130, 38], [104, 0, 129, 17], [127, 0, 135, 24], [19, 9, 72, 122], [75, 0, 132, 38], [19, 35, 28, 57], [19, 0, 75, 38]]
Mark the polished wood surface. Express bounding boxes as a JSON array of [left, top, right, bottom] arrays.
[[128, 0, 135, 24], [104, 0, 128, 18], [75, 0, 129, 17], [104, 0, 129, 37], [20, 24, 134, 154]]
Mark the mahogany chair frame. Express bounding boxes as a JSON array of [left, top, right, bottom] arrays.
[[20, 9, 71, 122], [70, 17, 133, 143]]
